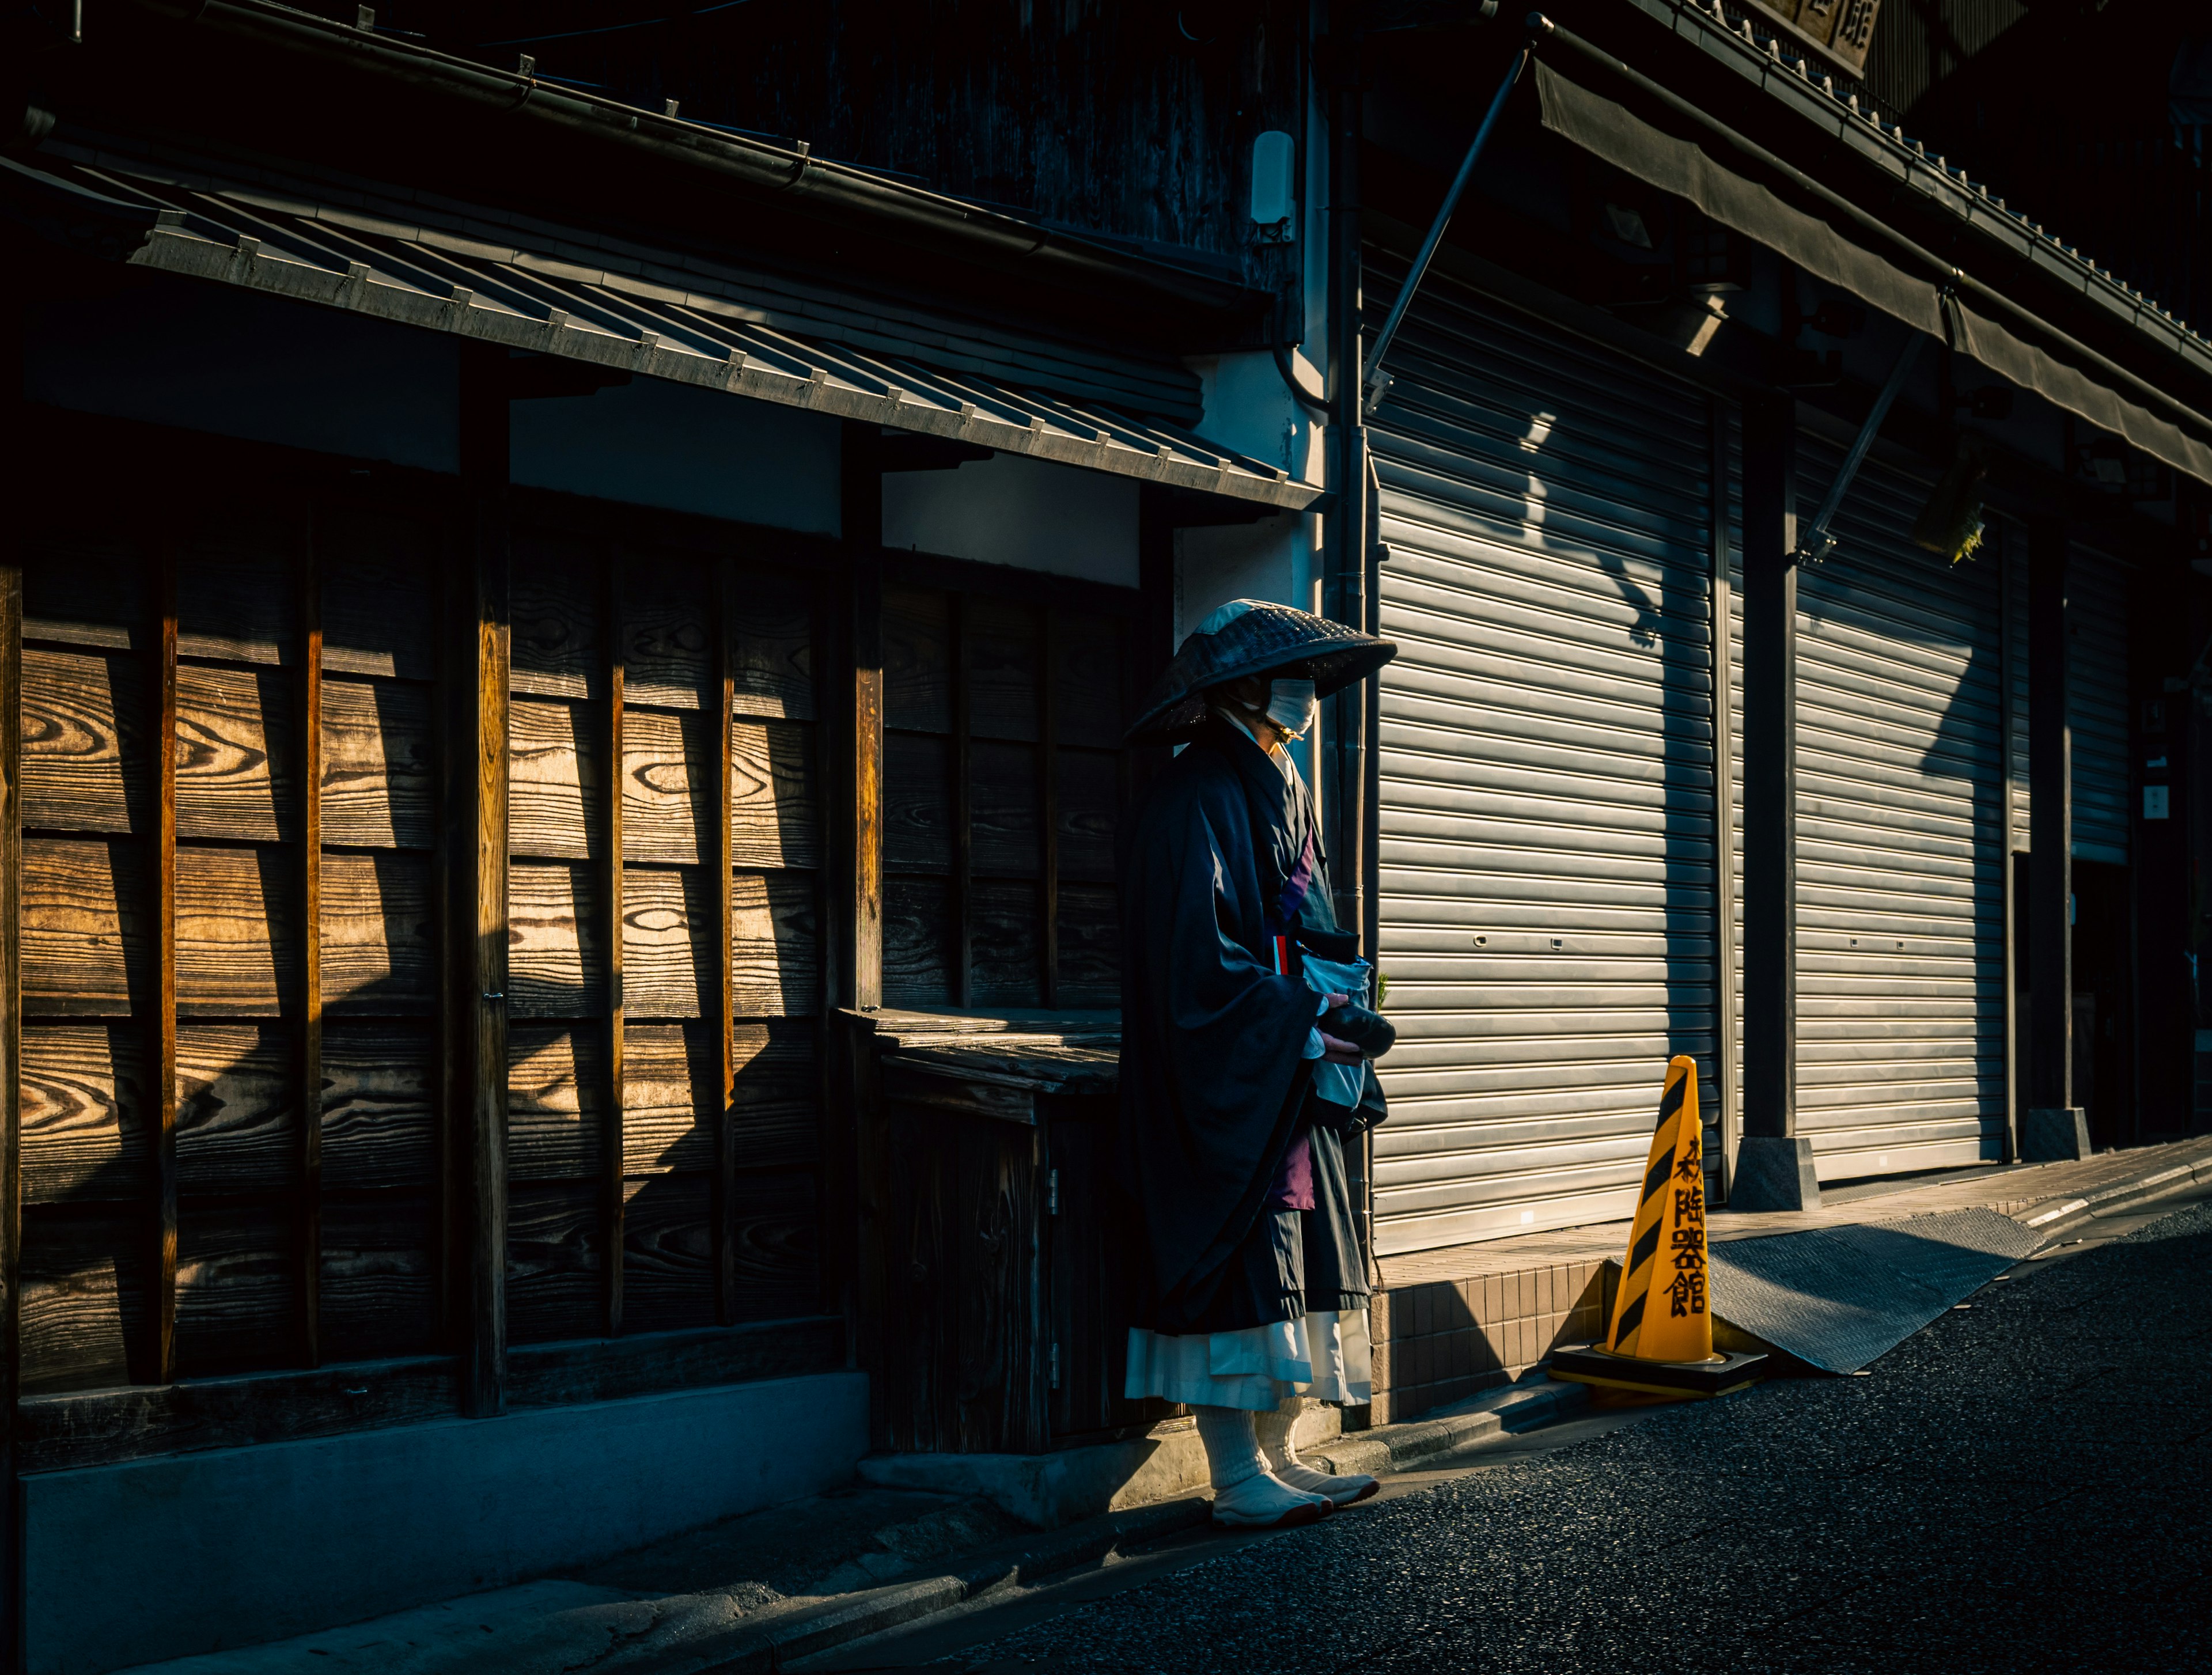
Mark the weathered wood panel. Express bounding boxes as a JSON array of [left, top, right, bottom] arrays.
[[969, 880, 1044, 1009], [883, 586, 951, 734], [320, 1195, 435, 1362], [956, 1116, 1044, 1452], [509, 533, 604, 700], [22, 838, 151, 1015], [20, 648, 150, 835], [175, 844, 298, 1018], [729, 719, 820, 871], [509, 697, 604, 862], [883, 732, 953, 873], [23, 534, 145, 651], [1056, 748, 1119, 882], [725, 1169, 820, 1322], [1054, 611, 1127, 749], [619, 552, 711, 710], [16, 1318, 843, 1471], [320, 514, 436, 681], [621, 1020, 821, 1177], [883, 876, 953, 1007], [970, 741, 1041, 878], [507, 1023, 610, 1182], [507, 861, 608, 1018], [623, 866, 714, 1020], [21, 1024, 150, 1204], [174, 663, 298, 844], [178, 514, 296, 666], [730, 570, 816, 722], [321, 850, 437, 1013], [506, 1180, 603, 1345], [1056, 882, 1120, 1007], [18, 1209, 150, 1393], [321, 677, 435, 849], [321, 1021, 435, 1191], [175, 1024, 298, 1196], [622, 1021, 715, 1177], [620, 1173, 715, 1333], [967, 597, 1041, 742], [174, 1204, 297, 1377], [731, 871, 819, 1017], [622, 708, 713, 866], [17, 1353, 454, 1471], [731, 1020, 822, 1173]]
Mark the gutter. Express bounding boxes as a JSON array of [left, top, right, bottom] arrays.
[[121, 0, 1266, 330]]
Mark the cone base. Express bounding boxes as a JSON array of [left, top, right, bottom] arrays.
[[1547, 1344, 1767, 1399]]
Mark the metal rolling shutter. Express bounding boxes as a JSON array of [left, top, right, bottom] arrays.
[[1792, 442, 2009, 1181], [2068, 545, 2133, 866], [1367, 263, 1722, 1259]]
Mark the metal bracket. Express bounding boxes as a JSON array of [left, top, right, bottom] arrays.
[[1795, 332, 1925, 564]]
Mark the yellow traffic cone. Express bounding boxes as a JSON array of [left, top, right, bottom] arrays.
[[1549, 1056, 1766, 1399]]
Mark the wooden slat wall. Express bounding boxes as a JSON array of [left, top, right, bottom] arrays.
[[880, 585, 1127, 1010], [16, 491, 444, 1394], [505, 526, 823, 1345]]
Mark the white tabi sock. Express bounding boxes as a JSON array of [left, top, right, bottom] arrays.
[[1255, 1398, 1380, 1507], [1193, 1406, 1330, 1528]]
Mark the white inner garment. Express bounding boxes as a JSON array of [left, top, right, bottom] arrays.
[[1126, 1309, 1373, 1412]]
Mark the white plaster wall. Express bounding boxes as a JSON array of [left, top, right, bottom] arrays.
[[511, 377, 841, 535], [25, 276, 460, 472], [881, 451, 1139, 586]]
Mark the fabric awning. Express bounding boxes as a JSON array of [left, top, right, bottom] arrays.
[[1535, 60, 2212, 486], [3, 150, 1318, 513]]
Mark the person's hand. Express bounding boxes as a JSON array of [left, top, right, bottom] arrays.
[[1317, 1031, 1363, 1064], [1322, 991, 1350, 1010]]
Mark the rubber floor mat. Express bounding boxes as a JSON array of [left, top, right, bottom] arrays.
[[1708, 1207, 2040, 1373]]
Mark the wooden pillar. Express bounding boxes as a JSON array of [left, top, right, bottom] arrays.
[[714, 562, 740, 1324], [1733, 393, 1818, 1210], [0, 270, 25, 1668], [2025, 516, 2088, 1159], [298, 514, 324, 1366], [153, 547, 180, 1378], [604, 556, 626, 1337], [456, 342, 510, 1415], [840, 422, 884, 1013]]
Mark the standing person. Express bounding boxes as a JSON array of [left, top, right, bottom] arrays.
[[1118, 600, 1400, 1529]]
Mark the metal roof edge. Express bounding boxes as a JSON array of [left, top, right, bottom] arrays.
[[1613, 0, 2212, 399], [118, 0, 1271, 336]]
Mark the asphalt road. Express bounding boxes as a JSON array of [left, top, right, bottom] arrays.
[[812, 1188, 2212, 1674]]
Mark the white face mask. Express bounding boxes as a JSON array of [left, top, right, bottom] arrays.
[[1265, 678, 1316, 740]]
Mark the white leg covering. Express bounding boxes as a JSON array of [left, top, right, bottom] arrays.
[[1193, 1406, 1330, 1528], [1255, 1397, 1380, 1508]]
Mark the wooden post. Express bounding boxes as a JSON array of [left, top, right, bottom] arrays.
[[950, 594, 972, 1007], [841, 423, 884, 1013], [458, 342, 510, 1416], [1734, 393, 1817, 1210], [1708, 398, 1740, 1201], [604, 555, 626, 1337], [0, 277, 20, 1670], [1039, 609, 1060, 1008], [2025, 516, 2087, 1160], [0, 523, 24, 1675], [714, 559, 738, 1325], [153, 545, 180, 1382], [299, 512, 324, 1367]]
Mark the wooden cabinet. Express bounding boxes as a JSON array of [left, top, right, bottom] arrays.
[[853, 1010, 1166, 1454]]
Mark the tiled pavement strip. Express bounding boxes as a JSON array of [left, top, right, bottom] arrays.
[[118, 1138, 2212, 1675], [1365, 1135, 2212, 1422]]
